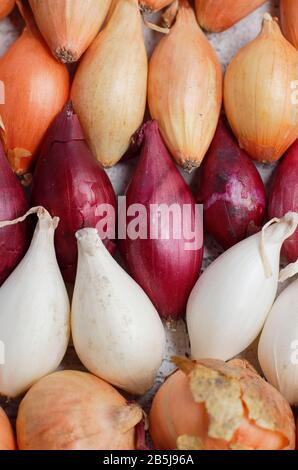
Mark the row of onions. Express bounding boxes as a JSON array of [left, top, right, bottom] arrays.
[[1, 0, 298, 452]]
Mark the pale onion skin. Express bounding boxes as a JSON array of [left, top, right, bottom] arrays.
[[16, 371, 143, 450], [71, 229, 165, 395], [0, 29, 70, 175], [281, 0, 298, 50], [0, 208, 70, 398], [0, 408, 15, 450], [149, 358, 295, 450], [139, 0, 172, 12], [148, 0, 222, 171], [186, 213, 298, 361], [224, 14, 298, 163], [71, 0, 147, 168], [195, 0, 266, 33], [0, 0, 15, 19], [29, 0, 112, 63]]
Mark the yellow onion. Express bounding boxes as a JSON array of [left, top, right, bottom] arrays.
[[0, 27, 70, 175], [0, 0, 15, 19], [139, 0, 173, 12], [71, 0, 147, 168], [280, 0, 298, 50], [16, 370, 143, 450], [29, 0, 112, 63], [148, 0, 222, 171], [149, 357, 295, 450], [195, 0, 266, 33], [0, 408, 15, 450], [224, 13, 298, 163]]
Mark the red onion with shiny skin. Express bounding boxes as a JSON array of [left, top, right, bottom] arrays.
[[119, 120, 203, 321], [197, 119, 266, 249], [0, 141, 29, 285], [268, 139, 298, 262], [31, 104, 117, 283]]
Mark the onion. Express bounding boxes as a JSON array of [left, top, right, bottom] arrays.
[[197, 118, 266, 249], [280, 0, 298, 50], [16, 370, 143, 450], [29, 0, 112, 63], [149, 357, 295, 450], [0, 408, 15, 450], [268, 140, 298, 262], [148, 0, 222, 171], [224, 13, 298, 163], [0, 0, 15, 19], [119, 120, 203, 321], [0, 18, 70, 175], [0, 141, 29, 285], [139, 0, 172, 11], [31, 104, 117, 284], [195, 0, 266, 32], [71, 0, 147, 168]]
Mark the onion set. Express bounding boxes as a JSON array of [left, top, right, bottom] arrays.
[[149, 357, 295, 450], [148, 0, 222, 171], [29, 0, 112, 63], [280, 0, 298, 50], [0, 408, 15, 450], [71, 0, 147, 168], [0, 0, 15, 19], [187, 213, 298, 361], [0, 207, 70, 398], [16, 370, 143, 450], [224, 14, 298, 163]]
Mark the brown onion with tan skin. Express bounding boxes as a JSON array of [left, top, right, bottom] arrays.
[[0, 0, 15, 19], [149, 357, 295, 450], [280, 0, 298, 50], [16, 370, 143, 450], [0, 408, 15, 450]]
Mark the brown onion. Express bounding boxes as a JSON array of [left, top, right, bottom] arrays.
[[280, 0, 298, 49], [0, 408, 15, 450], [0, 0, 15, 19]]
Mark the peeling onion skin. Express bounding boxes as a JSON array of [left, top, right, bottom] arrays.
[[149, 358, 295, 450], [280, 0, 298, 50], [0, 141, 29, 285], [0, 408, 15, 450], [0, 0, 15, 19], [268, 140, 298, 262], [119, 120, 203, 321], [197, 118, 266, 249], [16, 371, 143, 450], [31, 105, 117, 284]]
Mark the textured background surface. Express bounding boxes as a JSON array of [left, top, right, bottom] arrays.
[[0, 0, 281, 425]]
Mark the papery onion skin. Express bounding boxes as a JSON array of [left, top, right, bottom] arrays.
[[268, 142, 298, 262], [148, 0, 222, 171], [224, 14, 298, 163], [197, 118, 266, 249], [0, 407, 15, 450], [0, 0, 15, 19], [195, 0, 266, 32], [16, 370, 143, 450], [149, 357, 295, 450], [29, 0, 112, 63], [0, 28, 70, 175], [139, 0, 172, 11], [280, 0, 298, 49], [71, 0, 147, 168], [31, 104, 117, 284], [119, 120, 203, 321], [0, 141, 29, 285]]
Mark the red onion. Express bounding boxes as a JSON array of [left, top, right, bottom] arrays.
[[119, 120, 203, 321], [197, 118, 266, 249], [31, 104, 117, 283], [0, 141, 29, 285], [268, 139, 298, 262]]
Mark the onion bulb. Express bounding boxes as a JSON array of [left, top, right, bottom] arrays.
[[16, 370, 143, 450], [224, 14, 298, 163], [0, 408, 15, 450], [0, 0, 15, 19], [0, 207, 70, 398], [195, 0, 266, 32], [148, 0, 222, 171], [0, 25, 69, 175], [72, 228, 165, 395], [187, 213, 298, 361], [280, 0, 298, 50], [29, 0, 112, 63], [71, 0, 147, 168], [139, 0, 172, 11], [149, 357, 295, 450]]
